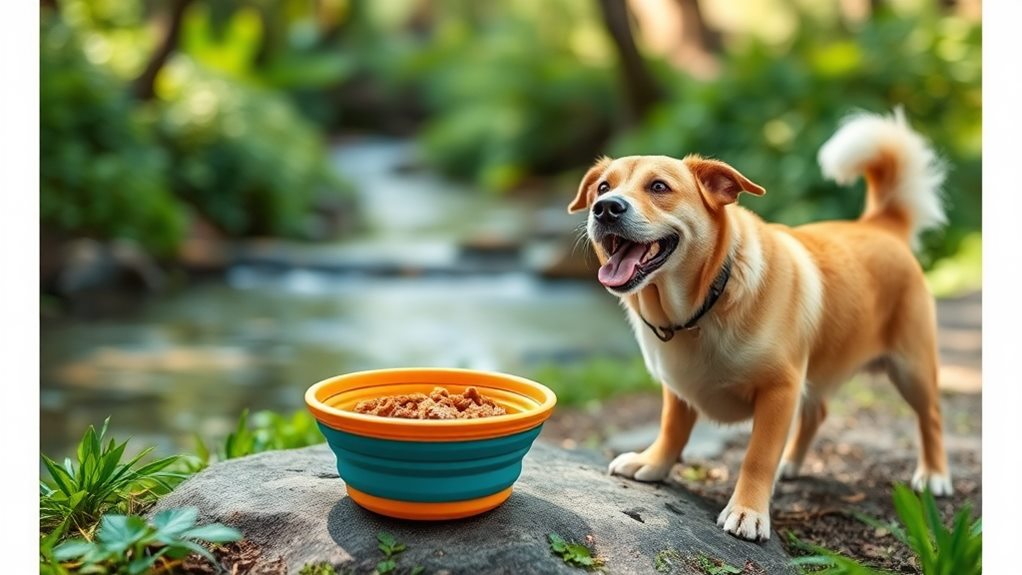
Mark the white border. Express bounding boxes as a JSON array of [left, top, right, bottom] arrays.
[[981, 1, 1019, 573], [0, 0, 41, 570]]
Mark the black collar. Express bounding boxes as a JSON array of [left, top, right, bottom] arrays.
[[638, 256, 733, 342]]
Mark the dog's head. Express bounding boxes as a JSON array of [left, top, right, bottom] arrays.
[[568, 155, 765, 295]]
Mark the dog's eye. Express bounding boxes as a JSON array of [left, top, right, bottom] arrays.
[[597, 181, 610, 194], [650, 180, 670, 193]]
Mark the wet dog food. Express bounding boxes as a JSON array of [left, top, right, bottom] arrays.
[[353, 386, 507, 420]]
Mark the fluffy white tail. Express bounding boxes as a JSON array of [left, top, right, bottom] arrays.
[[818, 108, 946, 249]]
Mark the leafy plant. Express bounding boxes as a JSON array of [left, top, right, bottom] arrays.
[[213, 408, 324, 461], [789, 484, 981, 575], [654, 549, 683, 573], [548, 532, 603, 570], [40, 418, 184, 537], [376, 531, 406, 574], [52, 507, 241, 574], [691, 553, 742, 575], [41, 15, 185, 255], [300, 562, 354, 575], [155, 57, 347, 238], [409, 2, 620, 191]]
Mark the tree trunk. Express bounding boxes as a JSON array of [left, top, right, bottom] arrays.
[[677, 0, 721, 54], [596, 0, 662, 125], [134, 0, 193, 101]]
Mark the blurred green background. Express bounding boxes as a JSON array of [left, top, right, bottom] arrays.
[[40, 0, 981, 459]]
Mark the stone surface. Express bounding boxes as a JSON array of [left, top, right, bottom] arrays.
[[152, 442, 792, 574]]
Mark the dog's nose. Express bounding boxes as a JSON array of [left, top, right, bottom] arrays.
[[592, 197, 628, 224]]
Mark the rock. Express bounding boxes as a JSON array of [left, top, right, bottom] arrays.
[[152, 442, 792, 574], [53, 238, 164, 296]]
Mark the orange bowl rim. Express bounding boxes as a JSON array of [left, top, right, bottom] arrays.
[[304, 367, 557, 441]]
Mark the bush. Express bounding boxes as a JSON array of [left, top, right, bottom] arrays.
[[407, 3, 621, 191], [154, 57, 346, 237], [40, 17, 186, 255], [612, 10, 981, 266]]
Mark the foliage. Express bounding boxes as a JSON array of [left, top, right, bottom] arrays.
[[613, 9, 981, 267], [406, 2, 620, 191], [154, 57, 346, 237], [690, 554, 742, 575], [789, 484, 981, 575], [374, 532, 423, 575], [300, 562, 353, 575], [51, 508, 241, 574], [531, 357, 657, 407], [42, 2, 352, 254], [548, 532, 603, 570], [925, 232, 982, 298], [203, 408, 324, 462], [40, 418, 185, 538], [40, 16, 185, 255]]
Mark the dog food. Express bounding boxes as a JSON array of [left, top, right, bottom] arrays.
[[353, 386, 507, 420]]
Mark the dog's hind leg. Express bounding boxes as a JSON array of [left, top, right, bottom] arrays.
[[778, 394, 828, 480], [885, 324, 953, 496]]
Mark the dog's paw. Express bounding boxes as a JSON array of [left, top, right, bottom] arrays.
[[911, 468, 953, 497], [716, 502, 771, 542], [778, 460, 801, 481], [607, 451, 672, 482]]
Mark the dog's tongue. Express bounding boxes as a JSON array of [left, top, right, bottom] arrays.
[[598, 242, 647, 287]]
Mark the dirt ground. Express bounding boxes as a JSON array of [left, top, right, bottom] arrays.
[[541, 292, 982, 574]]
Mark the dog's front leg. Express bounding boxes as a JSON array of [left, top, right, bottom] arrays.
[[717, 377, 801, 542], [608, 385, 697, 482]]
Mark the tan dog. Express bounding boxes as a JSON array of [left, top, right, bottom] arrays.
[[568, 110, 952, 542]]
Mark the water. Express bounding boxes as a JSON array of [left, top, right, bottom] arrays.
[[40, 138, 638, 459]]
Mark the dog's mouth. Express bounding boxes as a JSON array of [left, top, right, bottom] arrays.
[[597, 234, 680, 292]]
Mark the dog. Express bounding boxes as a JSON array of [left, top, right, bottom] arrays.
[[568, 110, 952, 542]]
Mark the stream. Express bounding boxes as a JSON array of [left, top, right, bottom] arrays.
[[40, 138, 640, 459]]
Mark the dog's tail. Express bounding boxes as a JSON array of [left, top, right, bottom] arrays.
[[818, 108, 946, 249]]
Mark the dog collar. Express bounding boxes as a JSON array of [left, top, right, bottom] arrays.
[[638, 256, 733, 342]]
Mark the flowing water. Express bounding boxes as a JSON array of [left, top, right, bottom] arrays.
[[40, 138, 639, 459]]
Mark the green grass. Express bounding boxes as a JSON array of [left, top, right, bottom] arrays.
[[40, 418, 186, 538], [789, 484, 981, 575], [530, 357, 657, 407]]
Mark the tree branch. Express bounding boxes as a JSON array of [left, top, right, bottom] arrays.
[[133, 0, 193, 101]]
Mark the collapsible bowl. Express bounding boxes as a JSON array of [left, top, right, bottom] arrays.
[[305, 368, 557, 520]]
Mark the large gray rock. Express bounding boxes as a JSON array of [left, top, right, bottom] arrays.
[[152, 442, 792, 574]]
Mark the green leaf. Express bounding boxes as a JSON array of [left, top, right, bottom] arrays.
[[152, 507, 198, 537], [377, 531, 396, 548], [376, 559, 396, 574], [52, 539, 95, 561], [96, 514, 150, 552], [182, 523, 243, 543], [127, 548, 165, 575], [548, 532, 567, 553], [41, 455, 74, 496], [892, 484, 937, 572]]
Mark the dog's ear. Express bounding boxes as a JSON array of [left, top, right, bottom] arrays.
[[568, 156, 612, 214], [685, 156, 765, 209]]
